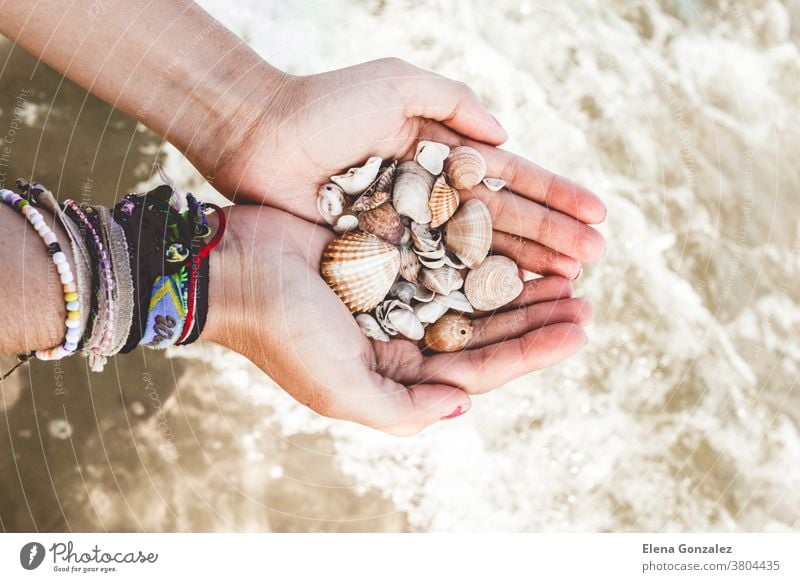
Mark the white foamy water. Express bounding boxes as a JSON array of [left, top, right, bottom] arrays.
[[161, 0, 800, 531]]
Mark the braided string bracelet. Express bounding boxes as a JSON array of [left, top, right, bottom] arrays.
[[0, 188, 81, 360]]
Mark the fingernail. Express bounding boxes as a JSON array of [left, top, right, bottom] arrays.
[[441, 406, 467, 420]]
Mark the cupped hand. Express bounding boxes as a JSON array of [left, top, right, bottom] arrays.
[[203, 205, 594, 436], [192, 58, 606, 278]]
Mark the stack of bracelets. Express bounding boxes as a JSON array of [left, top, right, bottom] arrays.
[[0, 178, 226, 377]]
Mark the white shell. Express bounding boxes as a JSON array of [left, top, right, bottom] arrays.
[[464, 255, 524, 311], [414, 300, 449, 324], [414, 141, 451, 175], [317, 183, 346, 225], [333, 213, 359, 233], [331, 156, 383, 195], [388, 309, 425, 341], [411, 222, 442, 253], [413, 285, 436, 302], [393, 161, 435, 224], [356, 313, 389, 342], [434, 290, 474, 313], [482, 178, 506, 192], [444, 198, 493, 268], [419, 266, 464, 295], [390, 280, 416, 304]]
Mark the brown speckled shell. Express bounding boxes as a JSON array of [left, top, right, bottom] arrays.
[[422, 313, 474, 352]]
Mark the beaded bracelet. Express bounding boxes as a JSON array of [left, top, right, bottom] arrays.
[[0, 188, 81, 360]]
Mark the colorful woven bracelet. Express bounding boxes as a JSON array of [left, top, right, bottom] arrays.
[[0, 188, 81, 360]]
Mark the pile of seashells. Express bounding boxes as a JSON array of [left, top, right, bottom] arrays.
[[319, 142, 524, 353]]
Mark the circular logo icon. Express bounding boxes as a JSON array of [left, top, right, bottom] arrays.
[[19, 542, 45, 570]]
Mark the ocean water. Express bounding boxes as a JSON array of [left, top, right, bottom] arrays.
[[2, 0, 799, 532]]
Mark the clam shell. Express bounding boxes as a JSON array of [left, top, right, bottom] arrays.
[[422, 313, 474, 353], [321, 231, 401, 313], [413, 284, 436, 302], [388, 309, 424, 341], [411, 222, 442, 253], [443, 249, 465, 269], [444, 198, 493, 268], [414, 141, 451, 175], [317, 183, 346, 225], [434, 290, 474, 313], [356, 313, 389, 342], [393, 161, 435, 224], [331, 156, 383, 195], [464, 255, 524, 311], [350, 161, 397, 211], [482, 177, 506, 192], [389, 280, 416, 304], [358, 203, 404, 244], [414, 300, 449, 324], [444, 146, 487, 189], [333, 213, 359, 234], [429, 176, 460, 228], [398, 246, 421, 283], [419, 266, 463, 295], [418, 256, 446, 269]]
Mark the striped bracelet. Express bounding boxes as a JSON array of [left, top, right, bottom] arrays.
[[0, 188, 82, 360]]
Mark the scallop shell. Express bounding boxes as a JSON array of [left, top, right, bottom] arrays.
[[356, 313, 389, 342], [482, 177, 506, 192], [317, 183, 346, 225], [393, 161, 435, 224], [389, 280, 416, 304], [331, 156, 383, 195], [434, 290, 474, 313], [414, 300, 449, 324], [422, 313, 474, 353], [419, 266, 463, 295], [411, 222, 442, 253], [464, 255, 524, 311], [350, 161, 397, 211], [398, 246, 421, 283], [429, 176, 460, 228], [321, 231, 401, 313], [333, 213, 359, 234], [444, 198, 493, 268], [444, 146, 487, 189], [414, 141, 451, 175], [358, 203, 405, 244]]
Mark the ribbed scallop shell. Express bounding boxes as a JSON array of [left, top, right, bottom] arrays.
[[464, 255, 524, 311], [331, 156, 382, 195], [422, 313, 474, 353], [321, 231, 401, 313], [429, 176, 460, 228], [358, 203, 405, 244], [419, 266, 463, 295], [393, 161, 435, 224], [444, 146, 487, 190], [444, 198, 493, 269], [398, 245, 421, 283], [350, 161, 397, 212]]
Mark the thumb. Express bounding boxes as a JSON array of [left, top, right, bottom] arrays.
[[385, 59, 508, 145]]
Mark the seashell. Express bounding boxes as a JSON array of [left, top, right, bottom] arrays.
[[317, 183, 346, 225], [482, 177, 506, 192], [429, 176, 460, 228], [398, 246, 421, 282], [414, 141, 451, 175], [399, 226, 412, 246], [411, 222, 442, 253], [443, 249, 465, 269], [419, 266, 463, 295], [444, 146, 487, 189], [393, 161, 435, 224], [413, 284, 436, 302], [418, 255, 446, 269], [464, 255, 524, 311], [390, 280, 416, 304], [414, 246, 446, 260], [375, 299, 424, 340], [358, 203, 404, 244], [422, 313, 474, 353], [350, 161, 397, 211], [321, 231, 400, 313], [434, 290, 474, 313], [414, 300, 449, 324], [331, 156, 383, 195], [444, 198, 492, 269], [333, 213, 359, 234], [356, 313, 389, 342]]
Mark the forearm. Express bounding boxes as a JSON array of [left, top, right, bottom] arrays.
[[0, 203, 72, 354], [0, 0, 287, 173]]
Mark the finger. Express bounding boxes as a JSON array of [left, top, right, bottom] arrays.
[[491, 230, 582, 279], [462, 185, 605, 262], [417, 122, 606, 225], [494, 275, 574, 312], [385, 59, 508, 146], [419, 323, 588, 394], [468, 298, 594, 349]]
